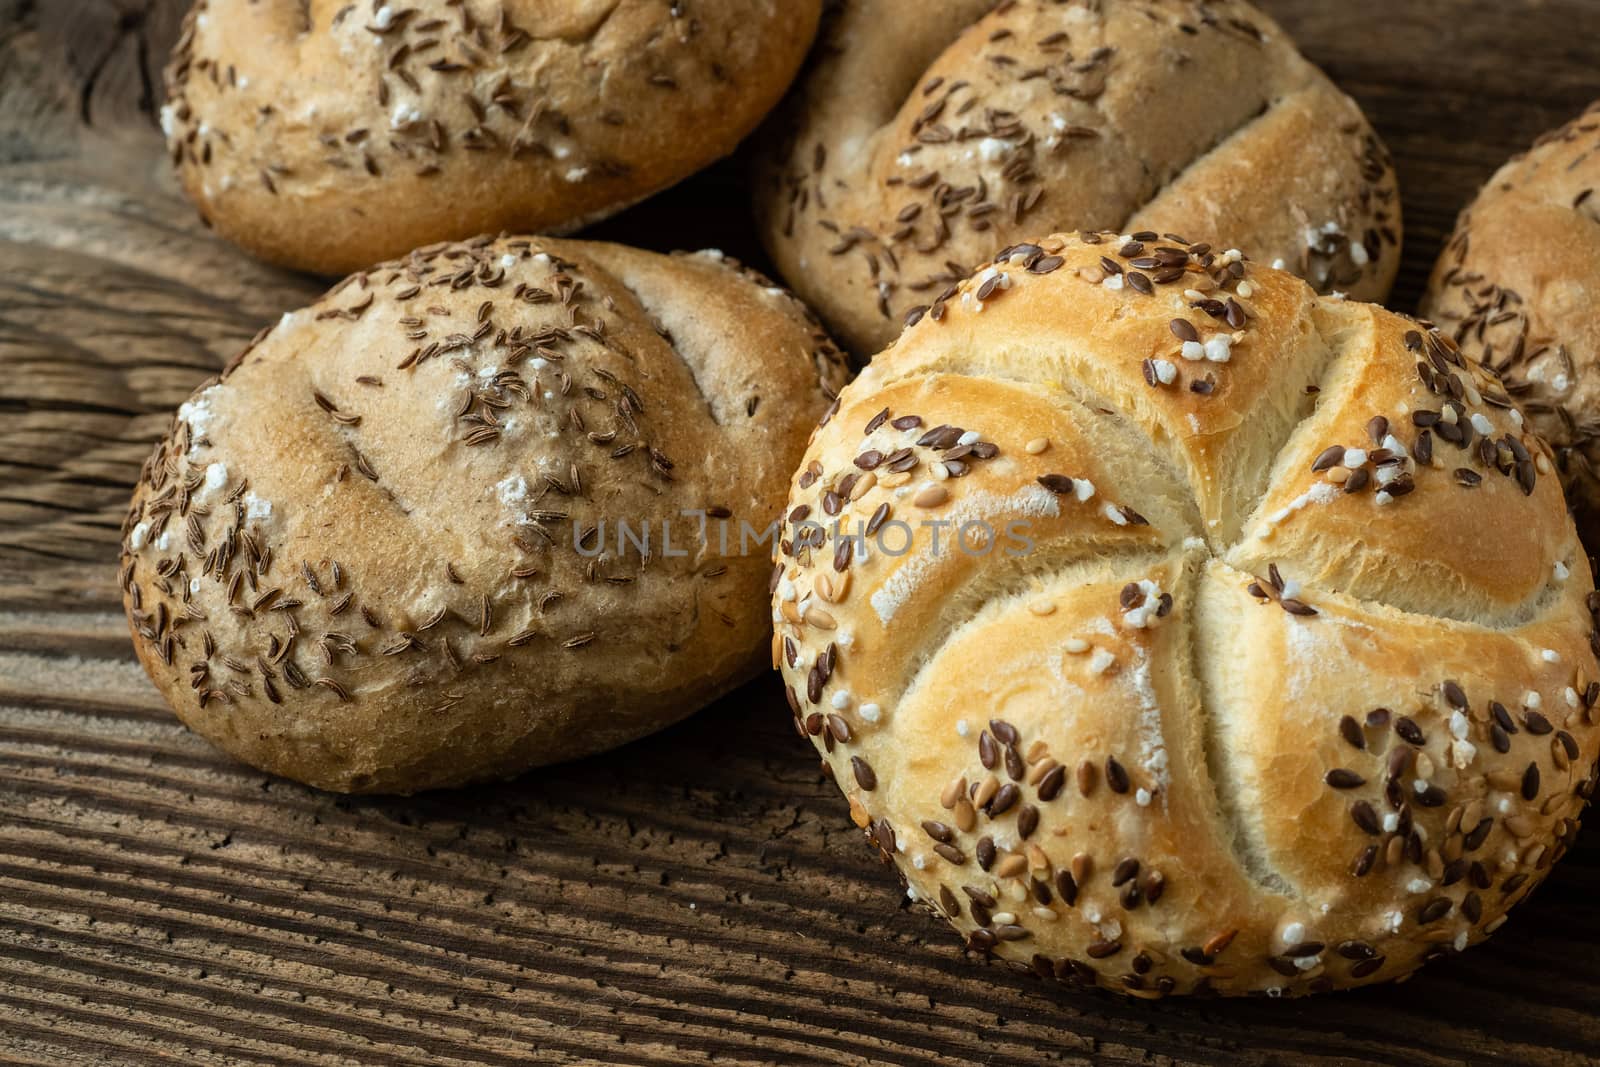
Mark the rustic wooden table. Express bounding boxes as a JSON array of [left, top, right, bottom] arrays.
[[3, 1, 1599, 1063]]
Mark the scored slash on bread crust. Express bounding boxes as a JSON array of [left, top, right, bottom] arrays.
[[772, 230, 1600, 996], [1421, 99, 1600, 543], [162, 0, 822, 274], [754, 0, 1402, 356], [120, 234, 847, 794]]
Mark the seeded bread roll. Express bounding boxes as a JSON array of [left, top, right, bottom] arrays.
[[162, 0, 822, 274], [754, 0, 1401, 356], [121, 235, 847, 794], [772, 231, 1599, 997], [1421, 101, 1600, 542]]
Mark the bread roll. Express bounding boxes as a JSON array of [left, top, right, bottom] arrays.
[[1421, 101, 1600, 540], [121, 235, 846, 794], [162, 0, 821, 273], [754, 0, 1401, 355], [771, 231, 1598, 996]]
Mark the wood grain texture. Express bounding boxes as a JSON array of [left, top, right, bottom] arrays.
[[2, 1, 1599, 1063]]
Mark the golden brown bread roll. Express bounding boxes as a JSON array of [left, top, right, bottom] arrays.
[[162, 0, 822, 273], [771, 231, 1599, 996], [1421, 100, 1600, 541], [754, 0, 1402, 356], [121, 235, 846, 793]]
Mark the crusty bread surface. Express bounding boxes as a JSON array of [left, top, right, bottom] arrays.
[[772, 230, 1599, 996], [164, 0, 822, 272], [122, 234, 847, 793], [755, 0, 1402, 354], [1422, 100, 1600, 543]]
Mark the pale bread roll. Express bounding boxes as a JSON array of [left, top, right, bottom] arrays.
[[1422, 100, 1600, 542], [163, 0, 821, 272], [755, 0, 1402, 355], [122, 235, 847, 793], [772, 231, 1598, 996]]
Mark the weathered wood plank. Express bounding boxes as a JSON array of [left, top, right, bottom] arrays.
[[3, 1, 1600, 1063]]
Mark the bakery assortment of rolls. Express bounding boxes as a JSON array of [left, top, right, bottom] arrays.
[[121, 0, 1600, 998]]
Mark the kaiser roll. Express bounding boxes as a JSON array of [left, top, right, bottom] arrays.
[[121, 235, 847, 794], [754, 0, 1402, 356], [771, 231, 1599, 997], [1421, 100, 1600, 541], [161, 0, 822, 273]]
